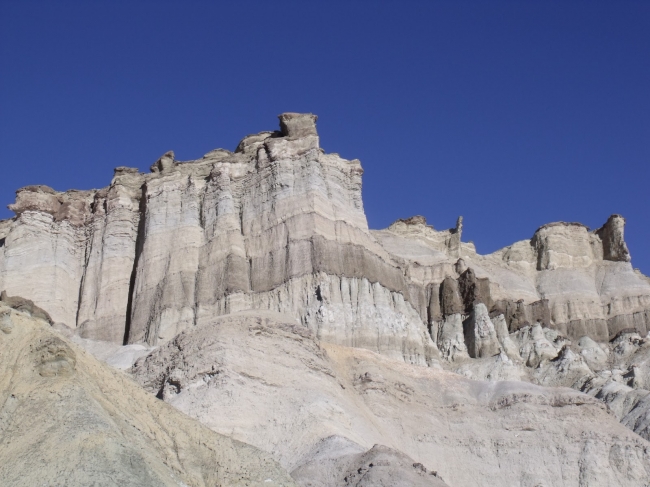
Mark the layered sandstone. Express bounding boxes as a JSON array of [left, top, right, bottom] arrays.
[[2, 113, 650, 487], [373, 215, 650, 344], [0, 113, 648, 365]]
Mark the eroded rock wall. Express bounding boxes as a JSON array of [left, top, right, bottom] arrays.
[[1, 187, 93, 327], [0, 114, 435, 366], [0, 112, 648, 363], [130, 312, 650, 487], [373, 215, 650, 344]]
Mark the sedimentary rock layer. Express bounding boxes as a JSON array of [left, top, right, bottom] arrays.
[[0, 113, 648, 363], [373, 215, 650, 343]]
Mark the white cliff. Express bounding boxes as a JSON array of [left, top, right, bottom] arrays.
[[2, 112, 650, 486], [1, 114, 649, 361]]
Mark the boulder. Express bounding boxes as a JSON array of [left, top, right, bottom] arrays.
[[514, 322, 560, 368]]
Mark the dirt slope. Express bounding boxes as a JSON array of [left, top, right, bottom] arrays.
[[0, 306, 296, 487]]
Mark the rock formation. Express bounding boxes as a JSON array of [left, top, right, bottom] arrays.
[[130, 312, 650, 486], [2, 112, 650, 486], [0, 113, 439, 366], [1, 113, 648, 358]]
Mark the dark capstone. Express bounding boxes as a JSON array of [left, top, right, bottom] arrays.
[[150, 151, 175, 173], [528, 299, 551, 328], [427, 283, 442, 323], [397, 215, 427, 226], [595, 214, 631, 262], [278, 113, 318, 138], [18, 185, 57, 195], [565, 318, 608, 342], [458, 268, 492, 313], [493, 298, 548, 333], [490, 299, 530, 332], [606, 312, 649, 341]]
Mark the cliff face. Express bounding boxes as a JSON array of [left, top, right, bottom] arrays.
[[376, 216, 650, 345], [3, 113, 650, 487], [1, 113, 649, 363], [0, 114, 434, 366]]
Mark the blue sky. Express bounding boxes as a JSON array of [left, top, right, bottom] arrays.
[[1, 1, 649, 274]]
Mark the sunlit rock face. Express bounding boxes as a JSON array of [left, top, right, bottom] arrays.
[[3, 113, 650, 487], [1, 112, 649, 362], [0, 114, 436, 365], [129, 312, 650, 487]]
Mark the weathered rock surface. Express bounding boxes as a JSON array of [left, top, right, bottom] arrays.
[[442, 322, 650, 443], [1, 113, 648, 362], [0, 113, 439, 366], [596, 214, 631, 263], [2, 112, 650, 485], [462, 303, 500, 358], [131, 313, 650, 487], [374, 216, 650, 344], [290, 437, 450, 487], [0, 306, 296, 487], [437, 313, 469, 361]]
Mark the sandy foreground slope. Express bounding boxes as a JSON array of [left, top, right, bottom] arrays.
[[132, 311, 650, 487], [0, 306, 296, 487]]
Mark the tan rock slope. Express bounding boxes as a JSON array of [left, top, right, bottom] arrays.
[[0, 305, 296, 487], [131, 312, 650, 487]]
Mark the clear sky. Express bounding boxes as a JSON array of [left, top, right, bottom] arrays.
[[1, 1, 648, 274]]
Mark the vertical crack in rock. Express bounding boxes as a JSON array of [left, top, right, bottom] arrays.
[[123, 184, 147, 345], [75, 219, 94, 329]]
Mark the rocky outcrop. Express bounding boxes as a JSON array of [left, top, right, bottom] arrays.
[[437, 313, 468, 361], [290, 437, 450, 487], [491, 313, 522, 361], [462, 303, 500, 358], [440, 276, 464, 316], [514, 323, 560, 368], [0, 112, 648, 363], [0, 187, 92, 327], [380, 215, 465, 259], [443, 319, 650, 443], [596, 214, 631, 263], [2, 112, 650, 486], [531, 222, 595, 271], [0, 113, 437, 366]]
